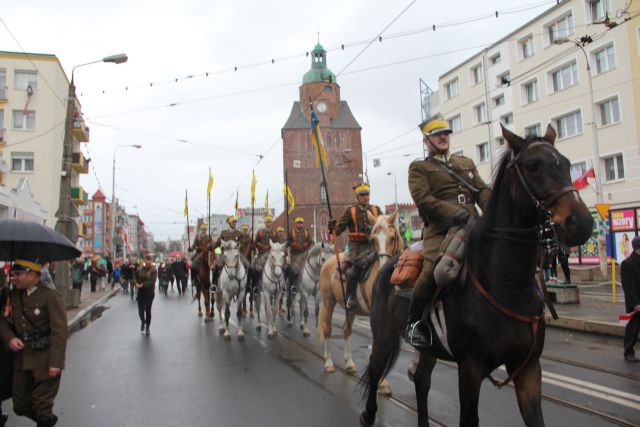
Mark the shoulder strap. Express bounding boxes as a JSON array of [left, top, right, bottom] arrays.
[[351, 206, 358, 232], [371, 206, 379, 217], [426, 157, 480, 193]]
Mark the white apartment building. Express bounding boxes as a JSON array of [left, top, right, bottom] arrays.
[[0, 51, 89, 237], [436, 0, 640, 264]]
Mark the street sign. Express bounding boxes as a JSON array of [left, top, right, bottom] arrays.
[[595, 203, 611, 221]]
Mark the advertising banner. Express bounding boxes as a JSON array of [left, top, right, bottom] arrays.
[[94, 204, 103, 250], [611, 209, 635, 231], [613, 231, 636, 264]]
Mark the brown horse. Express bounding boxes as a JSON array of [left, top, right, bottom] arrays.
[[194, 249, 216, 321], [318, 212, 403, 382]]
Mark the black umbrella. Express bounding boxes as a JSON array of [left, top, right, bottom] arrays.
[[0, 219, 81, 262]]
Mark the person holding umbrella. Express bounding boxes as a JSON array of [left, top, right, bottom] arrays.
[[0, 260, 68, 427]]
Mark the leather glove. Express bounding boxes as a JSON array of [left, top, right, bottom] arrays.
[[327, 219, 337, 232], [452, 209, 470, 226]]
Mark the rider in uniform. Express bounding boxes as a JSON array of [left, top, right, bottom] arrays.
[[252, 215, 275, 285], [189, 224, 213, 275], [212, 216, 250, 283], [239, 224, 253, 260], [405, 117, 491, 349], [328, 183, 381, 310], [287, 217, 314, 295]]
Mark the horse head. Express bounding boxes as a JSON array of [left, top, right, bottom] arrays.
[[367, 211, 404, 266], [268, 240, 287, 279], [501, 124, 593, 246], [220, 239, 240, 267]]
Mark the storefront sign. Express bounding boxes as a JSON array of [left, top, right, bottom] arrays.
[[611, 209, 636, 231]]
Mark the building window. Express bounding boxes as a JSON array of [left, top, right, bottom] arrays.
[[554, 110, 583, 139], [570, 161, 587, 181], [598, 96, 620, 126], [11, 152, 34, 172], [524, 123, 542, 137], [325, 131, 332, 147], [589, 0, 611, 22], [320, 184, 327, 201], [471, 64, 483, 85], [448, 114, 462, 132], [489, 52, 501, 65], [0, 69, 6, 99], [0, 109, 4, 129], [520, 35, 534, 59], [550, 62, 578, 92], [452, 149, 464, 156], [522, 79, 539, 104], [546, 13, 574, 44], [14, 70, 37, 91], [495, 136, 506, 147], [493, 94, 505, 107], [12, 110, 36, 130], [335, 132, 341, 147], [474, 103, 487, 124], [476, 142, 489, 163], [501, 113, 514, 125], [445, 78, 459, 99], [498, 72, 511, 87], [603, 154, 624, 181], [593, 43, 615, 74]]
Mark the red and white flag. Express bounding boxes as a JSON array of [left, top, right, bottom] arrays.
[[572, 167, 595, 191], [619, 311, 638, 326]]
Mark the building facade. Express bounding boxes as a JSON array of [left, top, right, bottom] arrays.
[[435, 0, 639, 264], [281, 43, 364, 242]]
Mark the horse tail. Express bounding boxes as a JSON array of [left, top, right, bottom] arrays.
[[359, 253, 401, 398]]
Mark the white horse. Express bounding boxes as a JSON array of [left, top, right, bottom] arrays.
[[216, 240, 249, 341], [298, 242, 334, 337], [261, 241, 287, 338]]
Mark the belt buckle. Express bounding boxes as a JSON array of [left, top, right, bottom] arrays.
[[457, 194, 466, 205]]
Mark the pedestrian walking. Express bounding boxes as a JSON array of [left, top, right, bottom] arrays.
[[89, 259, 99, 292], [135, 254, 157, 335], [0, 260, 68, 427], [70, 258, 84, 302], [171, 256, 188, 295], [621, 236, 640, 363]]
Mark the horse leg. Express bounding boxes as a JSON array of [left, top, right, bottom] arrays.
[[204, 287, 212, 321], [264, 291, 276, 338], [254, 292, 262, 331], [318, 296, 336, 373], [237, 292, 246, 341], [223, 302, 231, 341], [300, 290, 310, 337], [411, 352, 437, 427], [512, 360, 545, 427], [286, 283, 293, 327], [196, 289, 202, 317], [218, 293, 226, 334], [343, 312, 357, 374], [457, 361, 484, 427]]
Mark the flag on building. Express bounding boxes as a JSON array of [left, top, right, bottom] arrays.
[[284, 184, 295, 214], [309, 107, 328, 168], [572, 167, 595, 190]]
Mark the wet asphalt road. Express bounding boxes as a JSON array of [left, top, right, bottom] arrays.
[[5, 287, 640, 427]]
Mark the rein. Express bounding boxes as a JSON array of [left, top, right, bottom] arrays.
[[264, 253, 285, 287], [468, 270, 544, 388]]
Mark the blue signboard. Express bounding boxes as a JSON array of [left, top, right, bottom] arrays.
[[94, 203, 103, 250]]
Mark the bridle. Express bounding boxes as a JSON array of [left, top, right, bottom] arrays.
[[264, 250, 285, 286], [303, 249, 324, 283], [222, 247, 247, 283]]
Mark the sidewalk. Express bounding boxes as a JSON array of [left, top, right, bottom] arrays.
[[66, 280, 120, 330]]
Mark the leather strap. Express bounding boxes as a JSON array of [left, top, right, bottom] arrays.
[[427, 157, 480, 194]]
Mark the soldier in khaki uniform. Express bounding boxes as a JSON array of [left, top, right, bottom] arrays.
[[212, 216, 250, 282], [328, 183, 382, 310], [287, 217, 314, 294], [239, 224, 253, 260], [0, 260, 68, 427], [189, 224, 213, 269], [252, 215, 275, 285], [405, 117, 491, 348]]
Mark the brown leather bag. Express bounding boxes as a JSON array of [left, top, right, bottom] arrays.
[[390, 249, 424, 289]]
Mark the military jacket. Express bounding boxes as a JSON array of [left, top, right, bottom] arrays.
[[254, 228, 274, 253], [290, 228, 314, 254], [336, 203, 382, 260], [409, 154, 491, 236], [191, 232, 212, 253], [0, 283, 68, 370], [239, 234, 253, 259], [214, 228, 245, 249]]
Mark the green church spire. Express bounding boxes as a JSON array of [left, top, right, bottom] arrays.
[[302, 43, 336, 84]]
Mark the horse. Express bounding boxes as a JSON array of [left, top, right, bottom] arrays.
[[359, 125, 594, 427], [297, 242, 334, 337], [216, 240, 249, 341], [260, 241, 287, 338], [318, 212, 404, 377], [194, 249, 216, 321]]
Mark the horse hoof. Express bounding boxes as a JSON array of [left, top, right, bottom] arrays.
[[377, 386, 392, 396], [218, 328, 225, 335], [198, 313, 203, 317], [360, 411, 375, 427], [256, 325, 262, 332], [238, 334, 245, 341], [205, 317, 213, 323], [224, 334, 231, 341], [303, 330, 310, 337], [345, 365, 357, 374], [324, 365, 335, 374]]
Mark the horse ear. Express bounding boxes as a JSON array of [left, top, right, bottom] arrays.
[[366, 211, 377, 225], [269, 238, 274, 246], [387, 211, 398, 225], [501, 124, 525, 154], [543, 124, 556, 146]]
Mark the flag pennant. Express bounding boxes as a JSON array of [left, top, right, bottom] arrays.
[[264, 190, 269, 212], [284, 184, 295, 214], [251, 170, 257, 205], [183, 190, 189, 217], [207, 168, 214, 199], [234, 191, 239, 216], [572, 167, 595, 191], [309, 108, 329, 168]]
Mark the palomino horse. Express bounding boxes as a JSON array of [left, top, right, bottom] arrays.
[[297, 242, 334, 337], [318, 212, 404, 376], [216, 240, 249, 341], [360, 125, 594, 427], [194, 250, 215, 321], [260, 241, 287, 338]]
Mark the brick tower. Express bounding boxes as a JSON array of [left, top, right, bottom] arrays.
[[281, 43, 363, 241]]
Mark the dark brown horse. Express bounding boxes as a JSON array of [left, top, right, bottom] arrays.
[[194, 250, 216, 321], [360, 125, 593, 427]]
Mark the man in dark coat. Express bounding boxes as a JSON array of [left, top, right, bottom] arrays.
[[621, 236, 640, 362], [0, 260, 68, 427], [405, 117, 491, 348], [171, 257, 189, 295]]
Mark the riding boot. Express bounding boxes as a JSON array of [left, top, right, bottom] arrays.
[[345, 270, 360, 310], [405, 288, 436, 349], [288, 269, 298, 296]]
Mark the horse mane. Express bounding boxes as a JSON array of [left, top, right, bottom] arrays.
[[308, 242, 323, 257]]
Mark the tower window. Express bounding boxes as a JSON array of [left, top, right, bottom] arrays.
[[324, 85, 333, 92]]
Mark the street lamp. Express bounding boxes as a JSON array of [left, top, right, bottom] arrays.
[[111, 144, 142, 260], [55, 53, 128, 307], [386, 171, 398, 212]]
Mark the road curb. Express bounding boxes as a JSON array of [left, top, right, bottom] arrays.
[[544, 314, 624, 338], [67, 289, 120, 329]]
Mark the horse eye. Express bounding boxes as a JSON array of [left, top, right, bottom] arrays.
[[525, 162, 539, 173]]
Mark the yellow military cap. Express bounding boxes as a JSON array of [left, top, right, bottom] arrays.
[[353, 183, 370, 195], [263, 215, 273, 221], [200, 223, 208, 229], [294, 217, 304, 223], [276, 226, 285, 232], [240, 224, 249, 230], [227, 215, 237, 222], [13, 259, 42, 272], [420, 117, 452, 136]]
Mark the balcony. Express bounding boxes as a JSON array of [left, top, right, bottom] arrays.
[[72, 117, 90, 142], [0, 86, 7, 103], [72, 152, 89, 174], [70, 186, 88, 205], [0, 128, 5, 146], [77, 222, 88, 238]]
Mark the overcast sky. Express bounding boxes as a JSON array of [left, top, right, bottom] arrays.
[[1, 0, 556, 240]]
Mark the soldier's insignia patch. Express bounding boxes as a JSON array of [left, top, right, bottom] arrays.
[[34, 308, 41, 316], [468, 172, 473, 179]]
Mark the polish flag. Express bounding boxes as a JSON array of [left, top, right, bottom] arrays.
[[619, 311, 638, 326], [572, 168, 595, 191]]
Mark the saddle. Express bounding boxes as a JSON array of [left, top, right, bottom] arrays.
[[333, 253, 375, 284]]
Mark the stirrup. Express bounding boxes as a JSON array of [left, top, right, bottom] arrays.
[[405, 321, 432, 349]]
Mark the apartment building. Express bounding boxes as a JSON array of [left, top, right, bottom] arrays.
[[0, 51, 89, 237], [436, 0, 639, 264]]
